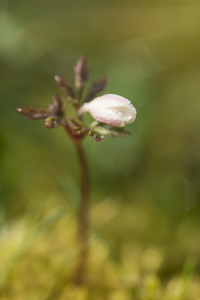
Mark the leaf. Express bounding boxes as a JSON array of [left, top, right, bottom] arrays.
[[74, 56, 90, 90], [54, 75, 75, 98], [48, 94, 64, 117], [52, 93, 63, 111], [86, 77, 108, 102], [16, 106, 49, 120]]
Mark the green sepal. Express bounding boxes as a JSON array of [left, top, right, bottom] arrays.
[[88, 126, 108, 136], [88, 125, 130, 142], [104, 126, 130, 137], [88, 126, 107, 142]]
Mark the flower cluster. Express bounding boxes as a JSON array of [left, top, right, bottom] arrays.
[[16, 56, 136, 142]]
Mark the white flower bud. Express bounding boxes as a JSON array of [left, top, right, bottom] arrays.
[[79, 94, 136, 127]]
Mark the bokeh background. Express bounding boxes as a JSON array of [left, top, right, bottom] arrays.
[[1, 0, 200, 299]]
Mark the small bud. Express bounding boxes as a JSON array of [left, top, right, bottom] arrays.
[[44, 117, 59, 128], [79, 94, 136, 127]]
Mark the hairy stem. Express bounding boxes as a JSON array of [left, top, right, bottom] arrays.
[[73, 141, 89, 285]]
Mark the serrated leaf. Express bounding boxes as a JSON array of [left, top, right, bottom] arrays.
[[74, 56, 90, 91], [27, 105, 37, 113], [52, 94, 63, 111], [48, 94, 64, 117], [16, 106, 49, 120], [54, 75, 75, 98]]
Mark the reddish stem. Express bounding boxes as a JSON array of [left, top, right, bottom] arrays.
[[73, 142, 89, 284], [63, 124, 89, 285]]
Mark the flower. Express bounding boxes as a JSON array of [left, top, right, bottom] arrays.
[[79, 94, 136, 127]]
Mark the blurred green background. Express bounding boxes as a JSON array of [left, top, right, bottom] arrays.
[[1, 0, 200, 299]]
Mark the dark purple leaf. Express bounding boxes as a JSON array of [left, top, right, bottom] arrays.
[[54, 75, 75, 98], [86, 77, 108, 102]]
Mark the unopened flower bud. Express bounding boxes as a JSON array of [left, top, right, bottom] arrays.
[[79, 94, 136, 127]]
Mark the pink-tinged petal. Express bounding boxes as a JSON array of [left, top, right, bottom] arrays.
[[91, 94, 131, 108], [80, 94, 137, 127], [88, 105, 124, 127]]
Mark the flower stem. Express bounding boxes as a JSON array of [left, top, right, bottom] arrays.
[[73, 141, 89, 285]]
